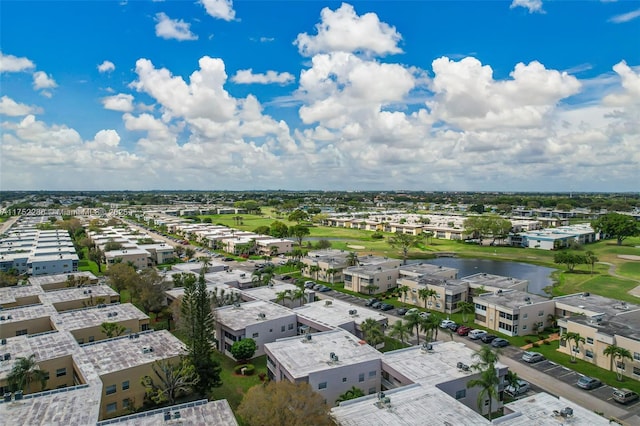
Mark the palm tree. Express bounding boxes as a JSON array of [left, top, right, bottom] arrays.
[[560, 331, 585, 363], [290, 288, 306, 306], [325, 268, 337, 284], [335, 386, 365, 404], [360, 318, 384, 347], [388, 319, 412, 344], [467, 367, 500, 420], [505, 370, 521, 391], [7, 355, 49, 394], [346, 252, 359, 266], [421, 313, 442, 342], [309, 265, 321, 280], [398, 285, 410, 304], [603, 345, 633, 381], [458, 301, 475, 323], [275, 290, 290, 306], [471, 345, 501, 371], [101, 321, 126, 338], [405, 312, 423, 345], [141, 358, 199, 405], [585, 250, 598, 275], [364, 283, 379, 295], [418, 288, 437, 310]]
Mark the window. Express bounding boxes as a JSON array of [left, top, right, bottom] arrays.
[[16, 329, 28, 336], [523, 313, 528, 319], [617, 362, 626, 371], [77, 338, 84, 344], [281, 326, 285, 332], [88, 336, 95, 342], [455, 389, 466, 400], [342, 377, 347, 382], [141, 324, 150, 331], [288, 323, 294, 330], [106, 385, 117, 395], [586, 337, 594, 345], [252, 332, 259, 338], [633, 367, 640, 376], [635, 352, 640, 361], [106, 402, 117, 414], [585, 349, 594, 359], [122, 399, 130, 409], [538, 311, 544, 317], [318, 382, 327, 390], [122, 381, 129, 391], [522, 325, 527, 330], [56, 368, 67, 377], [358, 373, 365, 382], [369, 370, 376, 377]]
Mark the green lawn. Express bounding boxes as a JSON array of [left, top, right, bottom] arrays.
[[618, 262, 640, 280], [208, 354, 268, 410], [551, 274, 639, 304]]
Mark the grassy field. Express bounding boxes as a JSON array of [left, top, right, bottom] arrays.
[[208, 354, 268, 410]]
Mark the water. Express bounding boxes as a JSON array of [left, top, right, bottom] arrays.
[[409, 257, 557, 296]]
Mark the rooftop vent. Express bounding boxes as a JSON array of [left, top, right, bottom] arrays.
[[1, 339, 6, 345], [348, 309, 358, 316], [14, 390, 23, 401], [305, 333, 312, 341], [421, 342, 433, 352], [325, 300, 332, 306], [524, 297, 531, 302], [257, 313, 266, 319], [3, 353, 11, 361], [142, 346, 154, 354], [456, 362, 469, 371], [3, 393, 11, 403]]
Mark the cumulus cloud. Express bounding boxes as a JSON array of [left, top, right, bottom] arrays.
[[602, 61, 640, 106], [200, 0, 235, 21], [295, 3, 402, 57], [98, 60, 115, 73], [102, 93, 135, 112], [0, 96, 43, 116], [32, 71, 57, 97], [510, 0, 544, 13], [231, 69, 295, 85], [0, 52, 35, 72], [608, 8, 640, 23], [155, 12, 198, 41]]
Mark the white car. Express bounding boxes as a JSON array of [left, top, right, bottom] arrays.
[[440, 320, 456, 329], [468, 329, 487, 340], [505, 380, 530, 396]]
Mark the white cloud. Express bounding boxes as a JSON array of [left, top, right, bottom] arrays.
[[231, 69, 295, 85], [0, 52, 35, 72], [0, 96, 42, 116], [510, 0, 544, 13], [602, 61, 640, 106], [295, 3, 402, 57], [32, 71, 57, 92], [200, 0, 235, 21], [260, 37, 274, 43], [155, 12, 198, 41], [102, 93, 135, 112], [608, 8, 640, 23], [97, 60, 115, 73]]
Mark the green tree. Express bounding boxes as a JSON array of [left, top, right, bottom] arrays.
[[88, 246, 104, 273], [458, 301, 475, 323], [100, 322, 126, 338], [592, 213, 639, 246], [603, 345, 633, 381], [388, 319, 412, 344], [405, 312, 423, 345], [184, 247, 196, 259], [346, 252, 359, 266], [335, 386, 365, 404], [106, 262, 140, 293], [253, 225, 271, 235], [360, 318, 384, 347], [560, 331, 585, 363], [140, 358, 199, 406], [388, 232, 424, 264], [467, 345, 501, 420], [398, 285, 410, 304], [269, 221, 290, 238], [7, 354, 49, 393], [290, 225, 310, 246], [173, 272, 197, 288], [364, 283, 379, 295], [585, 250, 598, 275], [136, 268, 171, 314], [230, 338, 257, 362], [237, 381, 333, 426], [288, 209, 309, 223], [104, 240, 124, 252], [418, 288, 436, 310], [275, 290, 290, 305], [553, 251, 586, 272], [180, 265, 221, 393]]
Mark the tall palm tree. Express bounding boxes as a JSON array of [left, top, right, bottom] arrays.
[[346, 252, 359, 266], [398, 285, 410, 304], [585, 250, 598, 275], [388, 319, 412, 344], [560, 331, 585, 363], [603, 345, 633, 381], [7, 354, 49, 394], [505, 370, 521, 391], [309, 265, 321, 280], [275, 290, 290, 306], [360, 318, 384, 347], [458, 301, 475, 323], [421, 313, 442, 342], [290, 288, 306, 306], [471, 345, 501, 371], [419, 288, 437, 310], [467, 367, 500, 420], [405, 312, 423, 345]]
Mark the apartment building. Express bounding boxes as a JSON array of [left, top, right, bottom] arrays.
[[215, 300, 298, 358], [301, 249, 353, 283], [472, 290, 554, 336], [264, 328, 382, 406], [0, 284, 43, 309], [42, 285, 120, 312], [518, 224, 599, 250], [104, 249, 151, 270], [0, 304, 57, 339], [343, 258, 402, 295], [381, 342, 508, 417], [461, 273, 529, 295], [28, 271, 99, 291], [396, 263, 466, 313]]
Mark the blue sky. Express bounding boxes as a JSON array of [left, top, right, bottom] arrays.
[[1, 0, 639, 191]]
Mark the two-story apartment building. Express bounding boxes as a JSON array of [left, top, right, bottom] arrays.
[[472, 290, 554, 336], [343, 258, 402, 295]]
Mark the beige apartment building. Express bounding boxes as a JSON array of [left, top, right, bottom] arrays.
[[301, 249, 353, 283], [42, 285, 120, 312], [0, 304, 57, 339], [472, 290, 554, 336], [104, 249, 151, 270], [343, 258, 402, 295], [28, 271, 99, 291]]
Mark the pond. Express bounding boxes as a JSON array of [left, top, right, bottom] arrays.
[[409, 257, 557, 296]]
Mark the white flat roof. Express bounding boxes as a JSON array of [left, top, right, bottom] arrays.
[[382, 341, 507, 387], [294, 298, 388, 329], [500, 392, 610, 425], [216, 300, 296, 331], [0, 285, 43, 305], [41, 285, 119, 305], [81, 330, 186, 375], [330, 383, 489, 426], [0, 304, 57, 324], [242, 282, 300, 301], [28, 271, 98, 287], [52, 303, 149, 331], [265, 328, 381, 379]]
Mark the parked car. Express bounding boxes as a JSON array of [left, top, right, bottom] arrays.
[[405, 308, 420, 316], [457, 326, 472, 336], [491, 338, 509, 348], [419, 312, 430, 319], [505, 380, 530, 397], [223, 257, 234, 261], [371, 301, 383, 309], [577, 376, 602, 390], [304, 281, 315, 289], [313, 284, 323, 291], [446, 322, 460, 332], [380, 303, 394, 311], [522, 351, 545, 363], [481, 334, 497, 344], [440, 320, 456, 329], [318, 286, 332, 292], [365, 298, 379, 307], [613, 389, 639, 404], [281, 275, 292, 281], [468, 329, 487, 340], [396, 308, 408, 316]]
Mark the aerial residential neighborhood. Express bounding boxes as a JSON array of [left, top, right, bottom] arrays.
[[0, 190, 638, 425]]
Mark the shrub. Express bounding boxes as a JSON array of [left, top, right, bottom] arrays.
[[524, 338, 533, 344], [258, 372, 267, 381], [234, 364, 255, 375], [543, 340, 551, 345], [532, 342, 540, 348]]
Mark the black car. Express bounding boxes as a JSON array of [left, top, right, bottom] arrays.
[[396, 308, 408, 316], [491, 338, 509, 348], [223, 257, 234, 261], [365, 298, 379, 307], [481, 334, 497, 344], [380, 303, 394, 311]]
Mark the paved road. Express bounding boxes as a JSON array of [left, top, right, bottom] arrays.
[[0, 216, 19, 234]]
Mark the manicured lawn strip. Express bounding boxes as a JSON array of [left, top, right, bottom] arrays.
[[551, 274, 639, 304], [379, 336, 411, 352], [532, 342, 640, 395], [208, 354, 268, 410], [77, 247, 104, 275], [618, 262, 640, 280]]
